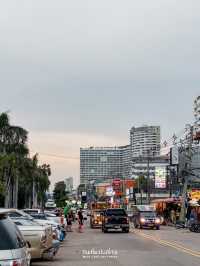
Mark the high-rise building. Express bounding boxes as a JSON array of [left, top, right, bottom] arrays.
[[64, 177, 74, 193], [120, 145, 131, 178], [130, 125, 161, 158], [80, 146, 131, 185], [194, 96, 200, 140]]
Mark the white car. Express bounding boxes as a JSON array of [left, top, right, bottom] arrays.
[[0, 210, 31, 266], [13, 218, 56, 260]]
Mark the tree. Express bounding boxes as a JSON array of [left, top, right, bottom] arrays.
[[135, 175, 148, 192], [53, 181, 68, 207], [0, 112, 51, 208]]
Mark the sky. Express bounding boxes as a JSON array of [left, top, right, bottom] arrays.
[[0, 1, 200, 189]]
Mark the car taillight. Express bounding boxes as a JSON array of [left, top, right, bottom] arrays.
[[12, 259, 24, 266]]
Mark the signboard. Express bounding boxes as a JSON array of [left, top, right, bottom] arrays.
[[155, 167, 167, 189], [190, 190, 200, 201], [112, 179, 122, 196], [106, 186, 113, 197], [96, 186, 107, 197], [170, 146, 179, 165], [125, 180, 136, 189]]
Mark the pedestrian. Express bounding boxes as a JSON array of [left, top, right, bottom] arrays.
[[67, 210, 73, 232], [170, 209, 176, 225], [77, 208, 84, 233]]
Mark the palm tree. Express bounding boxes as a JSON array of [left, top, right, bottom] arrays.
[[0, 112, 51, 208]]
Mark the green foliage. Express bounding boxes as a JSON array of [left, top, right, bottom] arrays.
[[53, 181, 68, 207], [135, 175, 148, 192], [0, 112, 51, 208]]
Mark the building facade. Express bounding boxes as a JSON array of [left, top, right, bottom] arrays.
[[194, 96, 200, 140], [80, 146, 131, 185], [64, 177, 74, 193], [120, 145, 131, 179], [131, 156, 170, 192], [130, 125, 161, 158]]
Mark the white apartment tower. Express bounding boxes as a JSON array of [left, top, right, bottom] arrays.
[[194, 96, 200, 134], [130, 125, 161, 157]]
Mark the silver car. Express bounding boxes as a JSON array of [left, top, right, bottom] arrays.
[[0, 210, 31, 266]]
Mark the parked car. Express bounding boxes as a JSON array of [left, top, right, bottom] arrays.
[[0, 208, 33, 220], [23, 209, 42, 215], [13, 218, 57, 260], [44, 211, 61, 224], [0, 210, 31, 266], [102, 208, 130, 233], [132, 205, 161, 230]]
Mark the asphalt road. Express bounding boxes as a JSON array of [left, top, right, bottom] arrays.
[[33, 223, 200, 266]]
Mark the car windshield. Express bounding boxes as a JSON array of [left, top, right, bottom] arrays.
[[141, 212, 156, 218], [14, 219, 40, 226], [31, 214, 47, 220], [106, 209, 127, 216]]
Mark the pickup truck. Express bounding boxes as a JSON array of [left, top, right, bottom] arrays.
[[102, 208, 129, 233]]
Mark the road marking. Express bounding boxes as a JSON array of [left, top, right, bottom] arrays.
[[133, 230, 200, 258]]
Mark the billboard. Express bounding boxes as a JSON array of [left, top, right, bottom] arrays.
[[170, 146, 179, 165], [155, 167, 167, 189], [112, 179, 122, 196], [106, 186, 114, 197]]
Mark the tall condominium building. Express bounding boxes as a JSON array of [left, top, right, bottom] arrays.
[[130, 125, 161, 158], [121, 145, 131, 178], [64, 177, 73, 193], [194, 96, 200, 140], [80, 146, 131, 185]]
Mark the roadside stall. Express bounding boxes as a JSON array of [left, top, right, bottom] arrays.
[[151, 197, 182, 225], [188, 190, 200, 222]]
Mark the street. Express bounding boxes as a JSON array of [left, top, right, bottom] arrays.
[[32, 222, 200, 266]]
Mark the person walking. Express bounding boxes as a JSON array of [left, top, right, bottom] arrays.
[[67, 210, 73, 232], [170, 209, 176, 225], [77, 209, 84, 233]]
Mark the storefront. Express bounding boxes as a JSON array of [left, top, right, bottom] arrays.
[[151, 197, 182, 224]]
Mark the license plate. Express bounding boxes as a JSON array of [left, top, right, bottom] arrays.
[[115, 226, 120, 229]]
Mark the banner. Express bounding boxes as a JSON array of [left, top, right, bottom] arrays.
[[155, 167, 167, 189]]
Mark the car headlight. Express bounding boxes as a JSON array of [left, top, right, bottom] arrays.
[[140, 218, 146, 223], [155, 218, 161, 224]]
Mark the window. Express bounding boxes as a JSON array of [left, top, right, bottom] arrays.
[[0, 216, 25, 250], [106, 209, 127, 216]]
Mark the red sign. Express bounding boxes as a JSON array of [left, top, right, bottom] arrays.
[[112, 179, 122, 196]]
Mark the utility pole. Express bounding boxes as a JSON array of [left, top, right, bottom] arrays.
[[147, 150, 151, 204], [180, 125, 193, 222]]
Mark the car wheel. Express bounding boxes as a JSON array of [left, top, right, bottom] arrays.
[[139, 224, 143, 229], [156, 226, 160, 230]]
